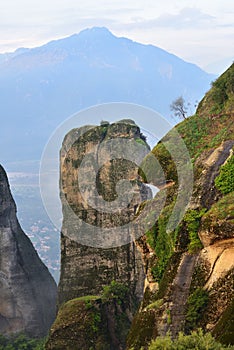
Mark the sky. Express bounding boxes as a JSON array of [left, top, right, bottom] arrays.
[[0, 0, 233, 73]]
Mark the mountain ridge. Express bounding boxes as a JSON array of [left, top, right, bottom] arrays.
[[0, 26, 214, 163]]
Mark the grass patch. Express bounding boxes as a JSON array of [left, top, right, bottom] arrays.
[[146, 204, 179, 282], [185, 288, 209, 332], [148, 329, 233, 349], [0, 334, 45, 350], [145, 299, 163, 311], [184, 209, 206, 253], [215, 153, 234, 195], [202, 192, 234, 226]]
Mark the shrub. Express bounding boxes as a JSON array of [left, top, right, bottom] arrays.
[[148, 329, 232, 349], [146, 203, 179, 282], [185, 288, 209, 331], [215, 154, 234, 194], [184, 209, 205, 253], [101, 280, 129, 304], [0, 334, 45, 350]]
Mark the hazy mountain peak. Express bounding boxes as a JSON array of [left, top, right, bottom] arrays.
[[78, 26, 114, 37], [0, 27, 215, 162]]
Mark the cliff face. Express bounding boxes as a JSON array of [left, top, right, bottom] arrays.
[[48, 120, 151, 349], [127, 63, 234, 349], [48, 65, 234, 349], [58, 120, 150, 307], [0, 165, 57, 338]]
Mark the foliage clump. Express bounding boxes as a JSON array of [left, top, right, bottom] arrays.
[[0, 334, 45, 350], [146, 204, 178, 282], [101, 280, 129, 304], [197, 63, 234, 115], [185, 288, 209, 332], [184, 209, 205, 253], [148, 329, 233, 349], [215, 154, 234, 194]]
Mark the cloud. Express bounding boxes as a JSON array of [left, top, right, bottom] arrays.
[[129, 7, 216, 30]]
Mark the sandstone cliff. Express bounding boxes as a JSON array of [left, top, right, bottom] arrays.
[[58, 120, 152, 305], [0, 165, 57, 338], [46, 120, 152, 349], [126, 63, 234, 349], [47, 64, 234, 349]]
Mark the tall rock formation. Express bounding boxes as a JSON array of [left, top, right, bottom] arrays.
[[0, 165, 57, 338], [46, 120, 152, 349], [58, 120, 151, 306], [48, 65, 234, 349]]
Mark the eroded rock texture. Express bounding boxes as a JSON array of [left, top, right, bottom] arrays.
[[58, 120, 151, 305], [0, 165, 57, 337]]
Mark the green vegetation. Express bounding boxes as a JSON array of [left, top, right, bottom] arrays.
[[154, 252, 183, 301], [128, 64, 234, 350], [215, 154, 234, 194], [185, 288, 209, 332], [213, 299, 234, 345], [150, 142, 178, 183], [148, 329, 234, 349], [100, 120, 110, 127], [0, 334, 45, 350], [101, 280, 129, 304], [197, 63, 234, 115], [177, 114, 232, 161], [135, 137, 147, 146], [166, 309, 172, 325], [177, 113, 211, 160], [145, 299, 163, 311], [189, 264, 208, 293], [201, 192, 234, 229], [184, 209, 205, 253], [209, 65, 234, 113], [147, 205, 178, 282], [126, 311, 157, 350]]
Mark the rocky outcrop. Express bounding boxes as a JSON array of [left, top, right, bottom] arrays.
[[47, 65, 234, 348], [190, 140, 234, 210], [49, 120, 153, 349], [127, 64, 234, 348], [0, 165, 57, 337], [46, 294, 135, 350], [58, 120, 150, 306]]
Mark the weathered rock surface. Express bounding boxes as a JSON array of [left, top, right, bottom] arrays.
[[0, 165, 57, 337], [46, 295, 135, 350], [191, 140, 234, 209], [48, 120, 153, 349], [58, 120, 150, 306], [127, 64, 234, 348]]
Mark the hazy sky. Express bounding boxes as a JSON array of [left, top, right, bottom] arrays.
[[0, 0, 233, 72]]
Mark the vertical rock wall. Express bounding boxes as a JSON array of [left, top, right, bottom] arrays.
[[0, 165, 57, 337]]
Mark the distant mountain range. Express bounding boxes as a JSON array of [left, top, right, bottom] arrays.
[[0, 26, 215, 164]]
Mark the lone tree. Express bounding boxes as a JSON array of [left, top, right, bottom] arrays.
[[170, 96, 188, 120]]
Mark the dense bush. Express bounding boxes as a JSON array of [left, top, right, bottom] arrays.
[[184, 209, 205, 253], [101, 280, 129, 304], [185, 288, 209, 331], [0, 334, 45, 350], [148, 329, 233, 349], [147, 205, 178, 282], [215, 154, 234, 194]]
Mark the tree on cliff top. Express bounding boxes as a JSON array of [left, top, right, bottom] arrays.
[[170, 96, 188, 120]]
